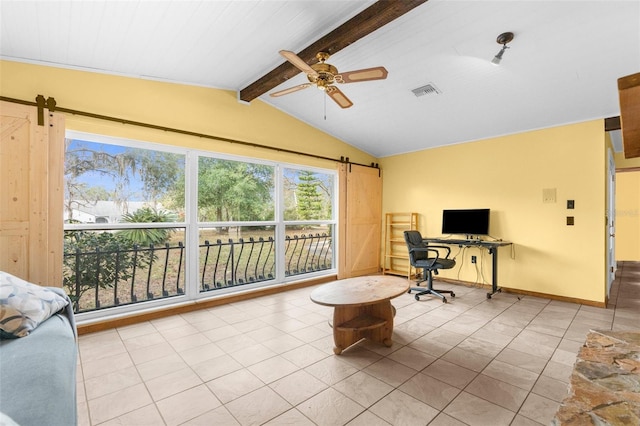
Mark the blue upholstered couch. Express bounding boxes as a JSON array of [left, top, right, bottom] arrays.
[[0, 287, 78, 426]]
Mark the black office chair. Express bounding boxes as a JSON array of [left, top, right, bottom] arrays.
[[404, 230, 456, 303]]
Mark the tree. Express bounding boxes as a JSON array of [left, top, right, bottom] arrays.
[[63, 230, 135, 310], [64, 139, 138, 219], [126, 149, 183, 208], [282, 173, 299, 221], [296, 171, 323, 220], [84, 186, 111, 202], [196, 158, 274, 222], [65, 140, 184, 220]]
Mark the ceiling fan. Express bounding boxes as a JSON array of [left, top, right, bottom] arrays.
[[269, 50, 388, 108]]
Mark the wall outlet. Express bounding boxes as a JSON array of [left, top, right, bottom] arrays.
[[471, 255, 477, 263]]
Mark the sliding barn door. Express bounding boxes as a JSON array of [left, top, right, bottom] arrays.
[[0, 101, 65, 286], [338, 163, 382, 278]]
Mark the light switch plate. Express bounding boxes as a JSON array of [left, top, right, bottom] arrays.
[[543, 188, 557, 203]]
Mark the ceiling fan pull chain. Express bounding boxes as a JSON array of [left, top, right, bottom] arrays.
[[324, 93, 327, 121]]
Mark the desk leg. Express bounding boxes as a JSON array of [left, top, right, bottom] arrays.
[[487, 247, 501, 299]]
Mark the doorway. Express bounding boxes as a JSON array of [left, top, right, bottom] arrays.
[[607, 148, 616, 297]]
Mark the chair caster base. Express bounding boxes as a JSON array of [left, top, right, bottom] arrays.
[[413, 290, 453, 303]]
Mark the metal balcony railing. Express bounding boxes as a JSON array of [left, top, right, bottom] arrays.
[[63, 233, 333, 313]]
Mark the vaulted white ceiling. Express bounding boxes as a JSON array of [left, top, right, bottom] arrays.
[[1, 1, 637, 157]]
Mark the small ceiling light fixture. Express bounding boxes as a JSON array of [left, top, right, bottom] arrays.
[[491, 31, 514, 65]]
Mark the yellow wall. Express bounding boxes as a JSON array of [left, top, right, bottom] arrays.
[[0, 60, 375, 168], [379, 120, 607, 303], [616, 171, 640, 260], [615, 151, 640, 169]]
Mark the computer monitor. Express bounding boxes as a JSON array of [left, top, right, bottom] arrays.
[[442, 209, 490, 236]]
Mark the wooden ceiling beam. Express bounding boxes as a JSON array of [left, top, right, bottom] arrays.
[[618, 72, 640, 158], [239, 0, 428, 103], [605, 116, 621, 131]]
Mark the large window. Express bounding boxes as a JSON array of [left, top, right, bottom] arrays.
[[63, 132, 336, 316]]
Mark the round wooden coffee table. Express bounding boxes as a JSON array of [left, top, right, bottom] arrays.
[[310, 275, 409, 354]]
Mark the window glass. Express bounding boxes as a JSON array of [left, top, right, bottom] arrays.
[[197, 157, 275, 222], [199, 226, 275, 291], [283, 168, 334, 221], [64, 139, 185, 223], [64, 227, 186, 312], [284, 224, 333, 276]]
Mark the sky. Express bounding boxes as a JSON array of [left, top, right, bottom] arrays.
[[66, 139, 146, 201]]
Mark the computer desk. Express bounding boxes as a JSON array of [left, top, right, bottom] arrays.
[[423, 238, 512, 299]]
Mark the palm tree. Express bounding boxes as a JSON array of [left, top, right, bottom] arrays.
[[117, 207, 177, 246]]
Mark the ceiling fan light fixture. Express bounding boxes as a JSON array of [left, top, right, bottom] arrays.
[[491, 46, 507, 65], [491, 31, 514, 66]]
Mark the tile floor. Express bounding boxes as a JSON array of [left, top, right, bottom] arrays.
[[76, 262, 640, 426]]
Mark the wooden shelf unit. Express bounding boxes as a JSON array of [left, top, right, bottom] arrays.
[[383, 212, 418, 278]]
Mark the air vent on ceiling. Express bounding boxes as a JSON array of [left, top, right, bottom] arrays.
[[412, 83, 441, 97]]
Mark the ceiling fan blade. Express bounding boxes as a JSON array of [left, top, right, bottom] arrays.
[[326, 86, 353, 109], [279, 50, 318, 77], [335, 66, 388, 83], [269, 83, 312, 97]]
